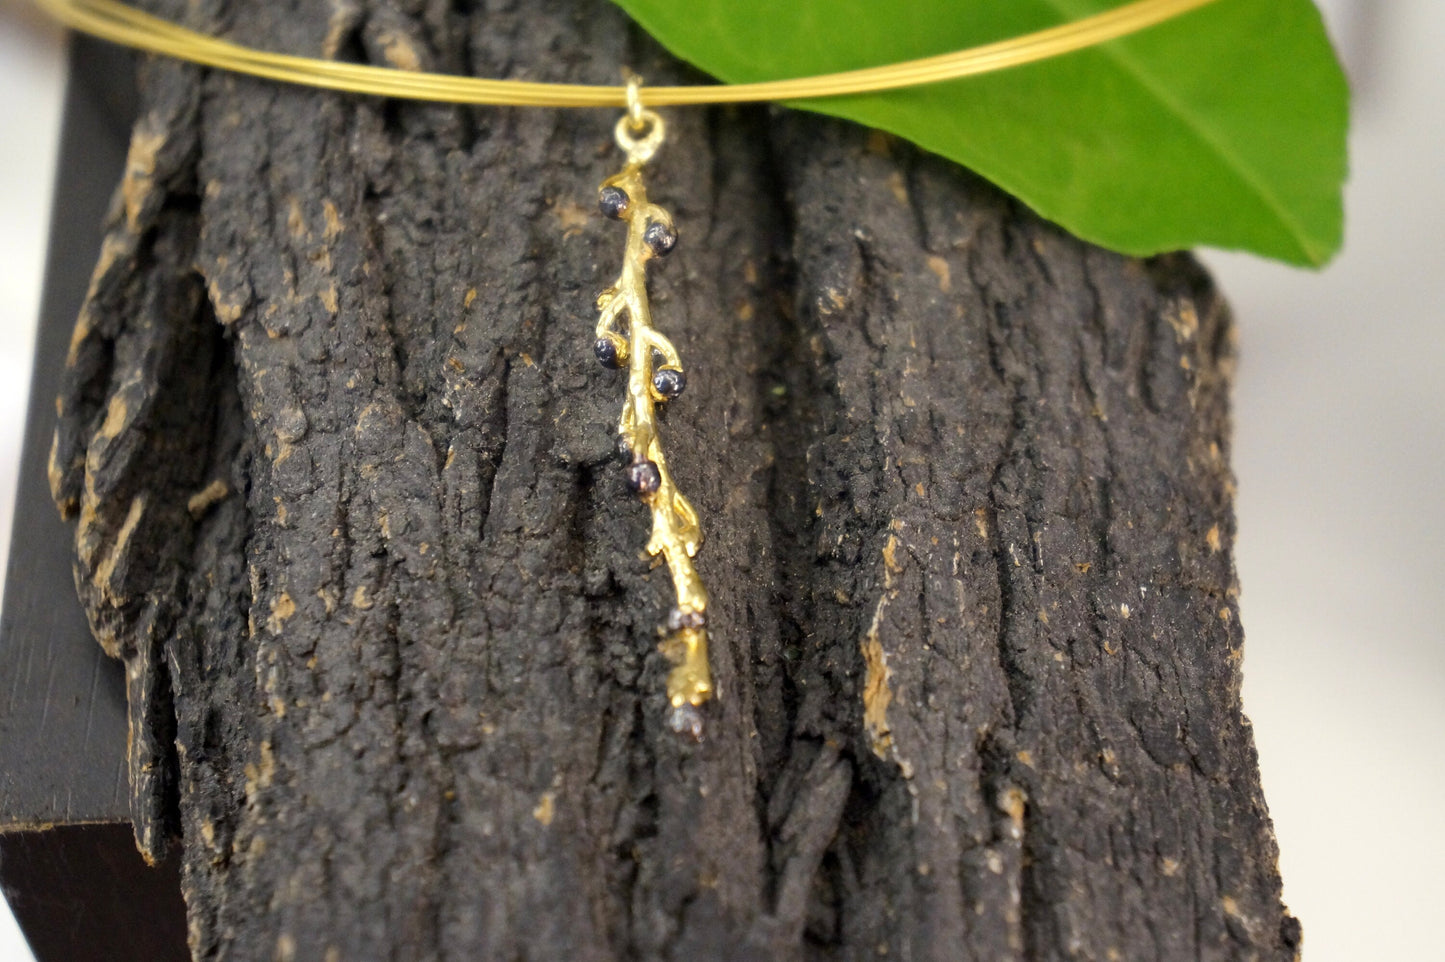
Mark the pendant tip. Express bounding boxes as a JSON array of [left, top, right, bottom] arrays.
[[666, 702, 705, 741]]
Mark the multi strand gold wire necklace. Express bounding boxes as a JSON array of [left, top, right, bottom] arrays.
[[36, 0, 1222, 735]]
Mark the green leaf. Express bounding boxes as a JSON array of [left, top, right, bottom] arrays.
[[611, 0, 1348, 266]]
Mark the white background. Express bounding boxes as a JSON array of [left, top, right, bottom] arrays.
[[0, 1, 1440, 959]]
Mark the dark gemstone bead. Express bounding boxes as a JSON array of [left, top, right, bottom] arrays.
[[643, 221, 678, 256], [652, 367, 686, 399], [625, 459, 661, 495], [598, 185, 630, 219], [594, 337, 623, 369], [666, 607, 706, 632], [616, 435, 634, 462]]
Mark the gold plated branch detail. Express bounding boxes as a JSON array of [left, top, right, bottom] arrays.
[[594, 97, 712, 737]]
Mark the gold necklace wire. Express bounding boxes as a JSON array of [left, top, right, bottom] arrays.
[[37, 0, 1220, 107]]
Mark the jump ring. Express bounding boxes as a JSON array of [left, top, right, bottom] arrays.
[[615, 107, 665, 165]]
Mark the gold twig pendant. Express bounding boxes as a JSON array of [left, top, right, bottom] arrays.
[[594, 83, 712, 737]]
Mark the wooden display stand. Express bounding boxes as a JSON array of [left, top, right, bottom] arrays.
[[0, 36, 187, 962]]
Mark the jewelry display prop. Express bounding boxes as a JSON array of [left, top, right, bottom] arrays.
[[30, 0, 1229, 736]]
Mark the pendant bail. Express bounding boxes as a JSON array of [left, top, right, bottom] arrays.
[[616, 73, 665, 165]]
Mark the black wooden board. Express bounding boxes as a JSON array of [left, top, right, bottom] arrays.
[[0, 35, 138, 831], [0, 824, 187, 962], [0, 35, 140, 828], [0, 35, 191, 962]]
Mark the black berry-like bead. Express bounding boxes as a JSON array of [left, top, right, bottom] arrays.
[[594, 336, 623, 369], [643, 221, 678, 256], [652, 367, 686, 399], [616, 435, 634, 462], [625, 459, 661, 495], [598, 185, 630, 220]]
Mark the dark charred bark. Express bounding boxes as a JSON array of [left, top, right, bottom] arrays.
[[49, 1, 1298, 959]]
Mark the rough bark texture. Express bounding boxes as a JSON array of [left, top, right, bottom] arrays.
[[49, 1, 1298, 959]]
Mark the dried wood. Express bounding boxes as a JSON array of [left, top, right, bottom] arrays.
[[51, 2, 1298, 958]]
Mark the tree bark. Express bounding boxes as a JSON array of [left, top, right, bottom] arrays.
[[50, 1, 1299, 959]]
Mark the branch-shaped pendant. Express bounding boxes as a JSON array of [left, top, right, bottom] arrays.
[[594, 99, 712, 737]]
